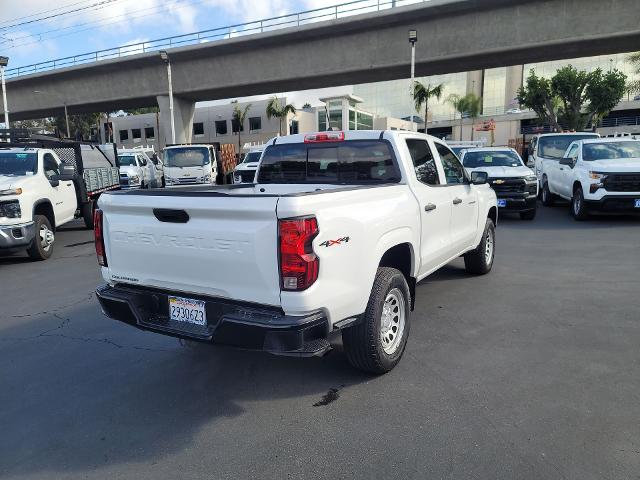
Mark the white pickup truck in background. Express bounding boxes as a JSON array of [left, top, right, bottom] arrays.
[[233, 147, 264, 184], [459, 147, 538, 220], [1, 138, 119, 260], [95, 130, 497, 373], [117, 149, 161, 189], [540, 137, 640, 219]]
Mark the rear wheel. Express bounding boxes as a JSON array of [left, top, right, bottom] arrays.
[[464, 218, 495, 275], [81, 199, 95, 229], [342, 267, 411, 374], [541, 179, 555, 206], [27, 215, 55, 261], [571, 186, 589, 221]]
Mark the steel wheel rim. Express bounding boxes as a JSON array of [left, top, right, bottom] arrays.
[[380, 288, 405, 355], [39, 224, 54, 252], [485, 229, 494, 264]]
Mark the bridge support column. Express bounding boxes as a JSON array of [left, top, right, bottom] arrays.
[[157, 95, 195, 146]]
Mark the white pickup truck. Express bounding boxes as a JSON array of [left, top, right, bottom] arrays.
[[540, 137, 640, 219], [163, 144, 218, 186], [1, 139, 119, 260], [95, 131, 497, 373]]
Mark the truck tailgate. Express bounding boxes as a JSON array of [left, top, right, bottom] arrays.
[[99, 193, 281, 306]]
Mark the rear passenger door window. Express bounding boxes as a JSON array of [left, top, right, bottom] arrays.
[[435, 143, 467, 184], [406, 138, 440, 186]]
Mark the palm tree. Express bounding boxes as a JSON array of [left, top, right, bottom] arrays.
[[232, 103, 251, 158], [446, 94, 466, 140], [413, 81, 443, 134], [463, 93, 482, 140], [266, 96, 296, 136]]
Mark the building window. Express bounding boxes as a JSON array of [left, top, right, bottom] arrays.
[[193, 122, 204, 136], [349, 109, 356, 130], [119, 129, 129, 141], [249, 117, 261, 132], [318, 111, 327, 131], [231, 118, 244, 134], [290, 120, 299, 135], [357, 112, 373, 130], [131, 128, 141, 140], [215, 120, 227, 136], [145, 127, 155, 139]]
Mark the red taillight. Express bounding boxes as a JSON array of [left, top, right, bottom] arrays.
[[279, 217, 319, 291], [304, 131, 344, 143], [94, 208, 107, 267]]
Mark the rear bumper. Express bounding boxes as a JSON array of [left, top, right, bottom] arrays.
[[496, 193, 537, 212], [96, 284, 331, 356], [0, 222, 35, 249], [584, 195, 640, 212]]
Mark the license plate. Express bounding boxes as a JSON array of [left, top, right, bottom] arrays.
[[169, 296, 206, 326], [497, 199, 507, 207], [635, 199, 640, 208]]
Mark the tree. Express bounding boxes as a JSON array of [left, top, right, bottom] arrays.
[[232, 103, 251, 157], [413, 81, 443, 134], [626, 52, 640, 96], [517, 65, 626, 131], [463, 93, 482, 140], [54, 112, 101, 140], [302, 102, 312, 109], [123, 107, 159, 115], [446, 94, 466, 140], [266, 96, 296, 136]]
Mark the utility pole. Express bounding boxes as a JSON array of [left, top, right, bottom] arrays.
[[64, 103, 70, 138], [408, 30, 417, 132], [160, 51, 176, 144], [0, 56, 9, 130]]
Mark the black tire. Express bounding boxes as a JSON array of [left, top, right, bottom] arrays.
[[342, 267, 411, 374], [541, 179, 555, 206], [27, 215, 55, 261], [140, 181, 146, 189], [571, 186, 589, 221], [161, 176, 166, 188], [464, 218, 495, 275], [520, 208, 537, 221], [81, 199, 95, 229]]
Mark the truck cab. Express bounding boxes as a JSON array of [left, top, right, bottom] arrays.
[[117, 150, 157, 189], [542, 137, 640, 219], [162, 144, 218, 186], [233, 147, 264, 184]]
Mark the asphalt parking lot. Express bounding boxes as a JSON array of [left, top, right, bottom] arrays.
[[1, 204, 639, 480]]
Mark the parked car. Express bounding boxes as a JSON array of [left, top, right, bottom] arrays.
[[233, 147, 264, 184], [117, 149, 160, 189], [540, 137, 640, 219], [529, 132, 599, 187], [459, 147, 538, 220], [95, 130, 497, 374], [0, 140, 119, 260], [163, 144, 218, 186]]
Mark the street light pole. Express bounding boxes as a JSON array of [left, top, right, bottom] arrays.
[[160, 51, 176, 144], [0, 56, 9, 129], [64, 103, 70, 138], [408, 30, 417, 132]]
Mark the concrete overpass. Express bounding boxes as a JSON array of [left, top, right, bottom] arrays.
[[3, 0, 640, 143]]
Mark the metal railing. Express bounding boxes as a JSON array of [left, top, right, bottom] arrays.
[[6, 0, 429, 79]]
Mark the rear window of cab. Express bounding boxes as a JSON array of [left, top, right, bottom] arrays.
[[257, 140, 400, 184]]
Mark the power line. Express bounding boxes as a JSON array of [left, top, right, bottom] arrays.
[[0, 0, 119, 31], [0, 0, 97, 26], [6, 0, 208, 50]]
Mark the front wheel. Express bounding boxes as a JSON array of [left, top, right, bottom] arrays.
[[27, 215, 55, 261], [464, 217, 495, 275], [571, 186, 589, 221], [541, 180, 555, 206], [342, 267, 411, 374]]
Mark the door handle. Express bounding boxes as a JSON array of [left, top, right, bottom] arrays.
[[424, 203, 437, 212], [453, 198, 462, 205]]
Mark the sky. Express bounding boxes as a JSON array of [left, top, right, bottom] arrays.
[[0, 0, 371, 107]]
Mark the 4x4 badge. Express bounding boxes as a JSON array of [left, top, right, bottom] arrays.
[[319, 237, 350, 248]]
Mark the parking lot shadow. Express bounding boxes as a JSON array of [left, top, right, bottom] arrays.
[[0, 303, 370, 477]]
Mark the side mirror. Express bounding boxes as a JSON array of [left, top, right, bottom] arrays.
[[559, 157, 575, 167], [526, 156, 535, 168], [57, 164, 77, 181], [49, 179, 60, 187], [471, 171, 488, 185]]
